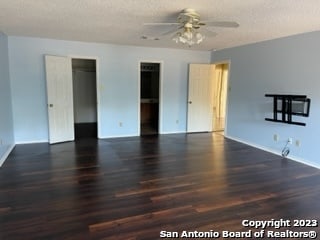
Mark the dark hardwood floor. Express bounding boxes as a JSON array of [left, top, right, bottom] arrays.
[[0, 133, 319, 239]]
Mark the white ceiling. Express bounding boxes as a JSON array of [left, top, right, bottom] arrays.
[[1, 0, 320, 51]]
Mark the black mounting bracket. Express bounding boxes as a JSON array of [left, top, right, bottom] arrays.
[[265, 94, 310, 126]]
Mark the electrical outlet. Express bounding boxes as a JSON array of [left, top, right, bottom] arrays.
[[273, 134, 279, 142], [288, 138, 293, 144], [119, 122, 123, 127], [176, 120, 179, 124], [295, 140, 300, 147]]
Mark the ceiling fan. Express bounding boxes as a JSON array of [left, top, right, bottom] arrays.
[[143, 8, 239, 47]]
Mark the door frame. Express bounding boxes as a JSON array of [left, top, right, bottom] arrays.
[[69, 55, 101, 138], [211, 60, 231, 135], [138, 60, 163, 135]]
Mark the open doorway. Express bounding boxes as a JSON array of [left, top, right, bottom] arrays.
[[140, 62, 160, 135], [212, 63, 229, 134], [72, 59, 97, 139]]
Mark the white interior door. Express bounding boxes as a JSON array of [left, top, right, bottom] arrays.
[[45, 55, 74, 144], [187, 64, 214, 133]]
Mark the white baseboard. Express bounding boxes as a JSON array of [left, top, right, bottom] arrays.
[[0, 144, 15, 167], [160, 131, 186, 134], [15, 140, 48, 144], [289, 156, 320, 169], [98, 134, 138, 139], [98, 131, 187, 139], [225, 135, 320, 170], [225, 135, 280, 155]]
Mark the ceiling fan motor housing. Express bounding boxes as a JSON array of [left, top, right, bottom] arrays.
[[178, 8, 201, 25]]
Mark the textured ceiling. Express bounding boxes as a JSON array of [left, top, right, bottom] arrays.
[[1, 0, 320, 51]]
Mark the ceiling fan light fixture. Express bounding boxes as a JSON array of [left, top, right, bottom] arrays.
[[173, 27, 204, 47], [196, 32, 205, 44]]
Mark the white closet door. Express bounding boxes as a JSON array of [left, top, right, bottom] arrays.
[[187, 64, 214, 133], [45, 55, 74, 144]]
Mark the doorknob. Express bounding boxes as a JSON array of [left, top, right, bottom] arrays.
[[48, 104, 53, 107], [188, 101, 192, 104]]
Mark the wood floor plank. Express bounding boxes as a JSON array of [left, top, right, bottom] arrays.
[[89, 205, 194, 232], [0, 133, 319, 239]]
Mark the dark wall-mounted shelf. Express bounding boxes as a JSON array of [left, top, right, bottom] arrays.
[[265, 94, 311, 126]]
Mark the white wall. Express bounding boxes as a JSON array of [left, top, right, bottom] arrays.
[[0, 32, 14, 166], [5, 31, 320, 168], [212, 31, 320, 168], [8, 36, 211, 142]]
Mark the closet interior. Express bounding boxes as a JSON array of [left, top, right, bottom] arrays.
[[72, 59, 97, 139], [140, 62, 160, 135]]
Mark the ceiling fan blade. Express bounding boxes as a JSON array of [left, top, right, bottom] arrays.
[[202, 21, 239, 28], [141, 35, 160, 41], [201, 27, 218, 37], [143, 22, 180, 26], [160, 26, 183, 36]]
